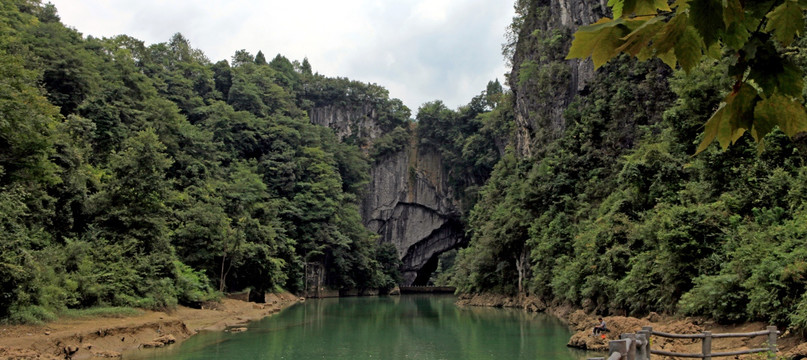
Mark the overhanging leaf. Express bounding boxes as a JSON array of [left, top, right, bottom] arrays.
[[609, 0, 627, 18], [634, 0, 672, 15], [723, 0, 744, 27], [722, 19, 752, 50], [751, 98, 780, 142], [696, 82, 759, 153], [776, 61, 804, 98], [673, 0, 691, 10], [690, 0, 725, 46], [566, 18, 629, 68], [765, 0, 804, 46], [749, 48, 804, 98], [617, 17, 664, 55], [674, 26, 705, 72], [697, 103, 726, 153], [755, 94, 807, 139], [654, 12, 690, 54], [657, 48, 677, 68]]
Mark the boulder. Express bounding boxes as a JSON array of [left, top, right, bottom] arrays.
[[785, 342, 807, 359], [153, 334, 176, 345], [92, 350, 122, 358]]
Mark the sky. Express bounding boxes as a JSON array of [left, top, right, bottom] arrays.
[[48, 0, 515, 112]]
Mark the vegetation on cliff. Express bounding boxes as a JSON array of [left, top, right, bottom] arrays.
[[449, 0, 807, 335], [0, 0, 402, 323]]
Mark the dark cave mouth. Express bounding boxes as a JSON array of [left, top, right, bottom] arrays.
[[411, 254, 440, 286]]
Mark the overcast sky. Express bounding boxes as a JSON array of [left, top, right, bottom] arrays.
[[48, 0, 515, 112]]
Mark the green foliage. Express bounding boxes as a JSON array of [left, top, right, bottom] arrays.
[[60, 306, 142, 319], [414, 86, 511, 217], [566, 0, 807, 152], [370, 126, 410, 159], [301, 76, 411, 133], [0, 49, 60, 186], [458, 1, 807, 333], [173, 260, 217, 305], [0, 0, 401, 323], [453, 151, 530, 295]]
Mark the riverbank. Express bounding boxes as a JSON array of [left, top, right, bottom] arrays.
[[456, 293, 807, 359], [0, 292, 300, 359]]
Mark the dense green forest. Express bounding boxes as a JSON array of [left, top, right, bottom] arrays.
[[6, 0, 807, 339], [447, 0, 807, 334], [0, 0, 407, 323]]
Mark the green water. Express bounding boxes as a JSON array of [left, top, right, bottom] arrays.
[[127, 295, 598, 360]]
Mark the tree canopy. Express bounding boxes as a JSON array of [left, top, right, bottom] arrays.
[[566, 0, 807, 152], [0, 0, 402, 322]]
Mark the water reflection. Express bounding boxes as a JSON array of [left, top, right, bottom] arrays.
[[127, 295, 598, 360]]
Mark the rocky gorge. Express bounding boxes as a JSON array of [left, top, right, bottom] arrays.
[[308, 104, 466, 286]]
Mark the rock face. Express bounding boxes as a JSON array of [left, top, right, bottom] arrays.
[[309, 105, 382, 142], [309, 107, 464, 286], [361, 144, 464, 285], [509, 0, 607, 156]]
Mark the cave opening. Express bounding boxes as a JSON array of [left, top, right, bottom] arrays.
[[411, 254, 439, 286], [410, 249, 459, 286]]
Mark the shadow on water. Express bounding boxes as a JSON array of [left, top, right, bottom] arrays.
[[125, 295, 602, 360]]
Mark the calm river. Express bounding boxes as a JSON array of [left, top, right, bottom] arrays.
[[128, 295, 598, 359]]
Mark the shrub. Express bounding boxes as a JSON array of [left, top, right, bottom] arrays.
[[174, 260, 217, 306]]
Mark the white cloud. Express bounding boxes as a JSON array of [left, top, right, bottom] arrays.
[[49, 0, 514, 111], [413, 0, 451, 23]]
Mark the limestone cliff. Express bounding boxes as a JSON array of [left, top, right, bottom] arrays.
[[361, 141, 464, 286], [309, 107, 464, 286], [508, 0, 607, 156], [309, 104, 383, 142]]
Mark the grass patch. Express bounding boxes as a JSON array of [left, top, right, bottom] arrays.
[[6, 306, 58, 325], [60, 306, 143, 319]]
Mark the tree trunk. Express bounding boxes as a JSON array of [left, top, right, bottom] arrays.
[[515, 247, 528, 306], [219, 252, 227, 293]]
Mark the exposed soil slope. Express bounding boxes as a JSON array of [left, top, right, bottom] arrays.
[[0, 292, 299, 359], [457, 293, 807, 359]]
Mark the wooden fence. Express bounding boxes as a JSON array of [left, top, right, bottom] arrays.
[[588, 325, 779, 360]]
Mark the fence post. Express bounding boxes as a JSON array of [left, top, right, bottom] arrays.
[[610, 339, 629, 360], [621, 333, 637, 360], [702, 331, 712, 360], [767, 325, 778, 359], [635, 331, 649, 360]]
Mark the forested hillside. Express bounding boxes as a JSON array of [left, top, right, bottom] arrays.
[[6, 0, 807, 337], [448, 0, 807, 334], [0, 0, 405, 323]]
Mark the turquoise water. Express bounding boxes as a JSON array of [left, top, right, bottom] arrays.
[[127, 295, 597, 359]]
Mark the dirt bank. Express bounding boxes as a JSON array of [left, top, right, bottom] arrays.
[[0, 292, 300, 360], [457, 293, 807, 359]]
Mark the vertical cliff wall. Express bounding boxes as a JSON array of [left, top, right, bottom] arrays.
[[309, 105, 383, 142], [309, 107, 464, 286], [508, 0, 607, 156], [361, 138, 464, 285]]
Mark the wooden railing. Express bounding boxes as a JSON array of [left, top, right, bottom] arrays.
[[587, 325, 779, 360]]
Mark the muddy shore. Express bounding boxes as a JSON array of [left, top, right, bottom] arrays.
[[456, 293, 807, 359], [0, 292, 300, 359]]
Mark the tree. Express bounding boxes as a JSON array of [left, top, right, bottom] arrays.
[[211, 60, 232, 99], [91, 128, 173, 247], [0, 50, 60, 186], [254, 50, 267, 66], [566, 0, 807, 152], [301, 57, 313, 76]]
